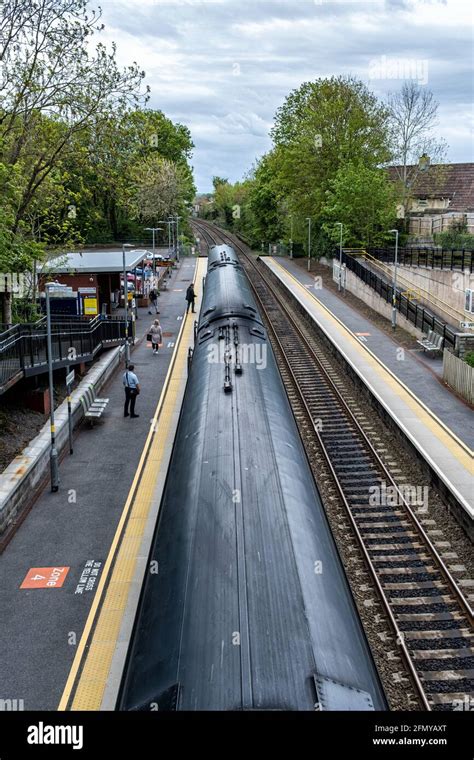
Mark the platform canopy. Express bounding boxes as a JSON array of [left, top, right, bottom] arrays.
[[42, 250, 148, 274]]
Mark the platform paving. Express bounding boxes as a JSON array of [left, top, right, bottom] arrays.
[[0, 258, 199, 710], [271, 256, 473, 450]]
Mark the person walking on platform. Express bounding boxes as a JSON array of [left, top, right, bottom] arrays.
[[185, 283, 196, 314], [149, 318, 163, 355], [123, 364, 140, 418], [148, 288, 160, 315]]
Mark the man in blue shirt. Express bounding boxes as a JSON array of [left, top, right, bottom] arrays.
[[123, 364, 140, 418]]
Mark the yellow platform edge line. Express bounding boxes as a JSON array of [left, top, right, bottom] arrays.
[[72, 346, 189, 709], [269, 258, 474, 460], [58, 258, 206, 711]]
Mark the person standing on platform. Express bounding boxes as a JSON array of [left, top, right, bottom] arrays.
[[185, 283, 196, 314], [148, 288, 160, 315], [149, 319, 163, 355], [123, 364, 140, 418]]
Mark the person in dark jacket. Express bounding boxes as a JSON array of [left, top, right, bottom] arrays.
[[148, 288, 160, 315], [185, 283, 196, 313]]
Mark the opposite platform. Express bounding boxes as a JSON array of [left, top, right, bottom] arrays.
[[262, 257, 473, 527]]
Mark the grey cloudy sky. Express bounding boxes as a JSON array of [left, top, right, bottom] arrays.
[[98, 0, 473, 192]]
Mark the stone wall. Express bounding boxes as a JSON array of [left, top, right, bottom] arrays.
[[0, 346, 123, 534], [384, 264, 473, 318], [343, 268, 425, 340]]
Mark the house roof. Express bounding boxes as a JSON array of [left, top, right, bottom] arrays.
[[41, 250, 147, 274], [387, 163, 474, 211]]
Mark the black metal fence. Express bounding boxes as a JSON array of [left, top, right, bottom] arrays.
[[0, 315, 131, 392], [342, 253, 458, 351], [367, 247, 473, 272]]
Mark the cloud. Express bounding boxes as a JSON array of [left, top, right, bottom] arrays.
[[98, 0, 473, 191]]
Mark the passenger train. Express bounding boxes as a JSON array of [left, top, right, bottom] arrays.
[[118, 245, 386, 711]]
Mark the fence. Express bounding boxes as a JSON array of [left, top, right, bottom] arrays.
[[443, 350, 474, 404], [409, 213, 474, 237], [341, 253, 457, 350], [0, 315, 131, 393], [367, 247, 473, 272]]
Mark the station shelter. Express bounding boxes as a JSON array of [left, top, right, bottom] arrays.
[[38, 250, 152, 316]]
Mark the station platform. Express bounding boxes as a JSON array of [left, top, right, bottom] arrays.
[[261, 257, 473, 524], [0, 256, 206, 711]]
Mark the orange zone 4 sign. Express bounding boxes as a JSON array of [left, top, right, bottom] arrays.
[[20, 567, 70, 589]]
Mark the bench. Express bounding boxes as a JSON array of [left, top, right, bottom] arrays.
[[85, 397, 109, 426], [417, 329, 444, 356]]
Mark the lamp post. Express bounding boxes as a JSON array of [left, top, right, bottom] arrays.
[[157, 220, 172, 258], [389, 229, 399, 329], [176, 215, 180, 261], [122, 243, 133, 366], [45, 281, 68, 492], [167, 217, 177, 258], [306, 217, 311, 271], [289, 214, 293, 259], [144, 227, 163, 279], [172, 215, 182, 261], [335, 222, 343, 292]]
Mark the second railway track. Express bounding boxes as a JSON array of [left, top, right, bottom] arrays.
[[191, 218, 474, 711]]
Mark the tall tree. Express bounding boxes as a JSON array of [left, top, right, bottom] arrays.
[[387, 82, 447, 214], [270, 75, 392, 220], [0, 0, 147, 230], [130, 156, 195, 225], [0, 0, 147, 320]]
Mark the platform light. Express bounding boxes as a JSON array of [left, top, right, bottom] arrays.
[[157, 220, 173, 257], [306, 217, 312, 272], [122, 244, 133, 367], [389, 229, 399, 329], [144, 227, 163, 278], [45, 281, 69, 492], [335, 222, 344, 293], [289, 213, 293, 259], [170, 215, 182, 261]]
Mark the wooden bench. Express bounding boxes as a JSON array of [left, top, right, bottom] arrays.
[[417, 329, 444, 356], [85, 397, 109, 426]]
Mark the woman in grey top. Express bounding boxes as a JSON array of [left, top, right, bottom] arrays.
[[149, 319, 163, 354]]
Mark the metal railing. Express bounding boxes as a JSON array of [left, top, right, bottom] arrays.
[[0, 315, 131, 393], [367, 247, 473, 273], [341, 253, 458, 351], [356, 250, 465, 325]]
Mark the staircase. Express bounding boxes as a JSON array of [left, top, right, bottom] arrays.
[[0, 315, 130, 395]]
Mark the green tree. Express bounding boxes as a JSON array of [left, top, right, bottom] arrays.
[[321, 162, 397, 248], [0, 0, 148, 319], [270, 76, 391, 220], [212, 177, 229, 190], [130, 155, 195, 224], [248, 153, 285, 244]]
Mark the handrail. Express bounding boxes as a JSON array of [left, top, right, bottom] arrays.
[[358, 251, 464, 324], [341, 252, 458, 349], [0, 316, 132, 393], [367, 246, 473, 273]]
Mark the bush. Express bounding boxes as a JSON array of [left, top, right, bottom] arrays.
[[464, 351, 474, 368], [434, 220, 474, 251]]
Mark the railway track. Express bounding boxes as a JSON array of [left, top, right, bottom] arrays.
[[191, 219, 474, 711]]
